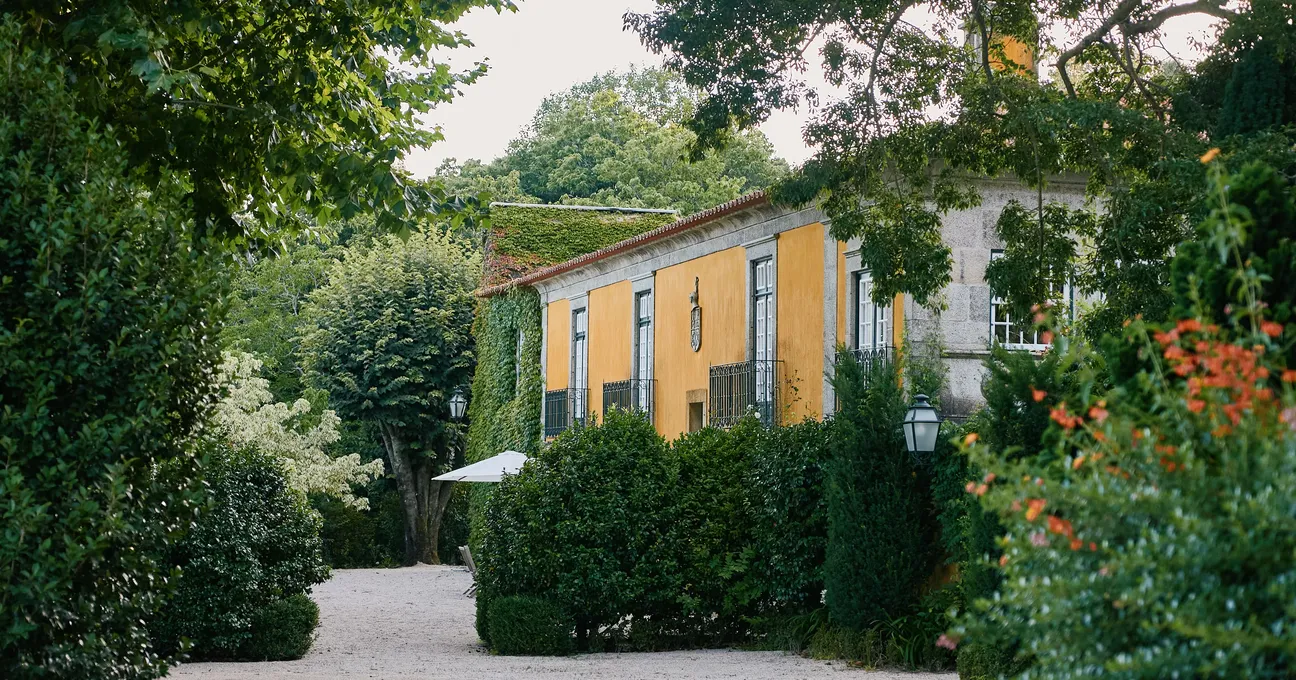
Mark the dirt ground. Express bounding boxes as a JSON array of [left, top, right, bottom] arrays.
[[168, 565, 956, 680]]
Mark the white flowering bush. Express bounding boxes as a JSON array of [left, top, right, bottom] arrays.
[[214, 351, 384, 508]]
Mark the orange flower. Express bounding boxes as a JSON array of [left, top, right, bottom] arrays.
[[1187, 398, 1206, 413], [983, 472, 997, 483], [1050, 404, 1083, 429], [1089, 542, 1098, 552], [1176, 319, 1202, 333], [1069, 538, 1083, 551], [965, 481, 977, 494], [999, 554, 1009, 567], [964, 432, 979, 446], [1283, 370, 1296, 383], [975, 483, 989, 497], [1200, 147, 1221, 163], [1262, 321, 1283, 338], [1047, 515, 1074, 537], [1088, 405, 1109, 423], [1031, 388, 1047, 402], [1072, 455, 1087, 470], [1025, 498, 1047, 521]]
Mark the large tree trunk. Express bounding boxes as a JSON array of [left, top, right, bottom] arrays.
[[379, 423, 456, 565]]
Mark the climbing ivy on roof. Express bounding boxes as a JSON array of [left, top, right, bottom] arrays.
[[486, 206, 676, 284]]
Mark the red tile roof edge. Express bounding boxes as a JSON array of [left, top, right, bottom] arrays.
[[476, 191, 770, 297]]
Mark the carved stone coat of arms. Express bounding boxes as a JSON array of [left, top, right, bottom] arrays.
[[690, 277, 702, 352]]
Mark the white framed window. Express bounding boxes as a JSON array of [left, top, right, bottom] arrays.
[[854, 271, 890, 351], [633, 290, 653, 411], [571, 307, 588, 417], [752, 257, 775, 403], [989, 250, 1073, 351]]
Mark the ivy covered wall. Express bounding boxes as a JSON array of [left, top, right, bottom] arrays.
[[467, 287, 545, 463]]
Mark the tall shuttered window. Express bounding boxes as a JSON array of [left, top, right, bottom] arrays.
[[634, 291, 653, 411], [571, 307, 588, 417], [752, 257, 775, 403], [854, 271, 890, 351]]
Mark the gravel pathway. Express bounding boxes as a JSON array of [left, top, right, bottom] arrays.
[[169, 565, 955, 680]]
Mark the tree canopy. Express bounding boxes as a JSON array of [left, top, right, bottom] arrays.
[[302, 230, 480, 564], [628, 0, 1296, 335], [436, 67, 789, 215], [9, 0, 515, 242]]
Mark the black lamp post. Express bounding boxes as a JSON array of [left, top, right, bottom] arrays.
[[449, 389, 468, 421], [902, 394, 942, 462]]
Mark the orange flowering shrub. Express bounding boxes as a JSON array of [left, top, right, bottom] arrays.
[[949, 184, 1296, 678], [951, 312, 1296, 678]]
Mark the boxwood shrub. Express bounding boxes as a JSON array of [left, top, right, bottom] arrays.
[[486, 596, 574, 656], [242, 594, 320, 661], [153, 447, 329, 660], [478, 409, 675, 651]]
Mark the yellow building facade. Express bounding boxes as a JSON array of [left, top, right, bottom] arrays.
[[477, 171, 1090, 443], [485, 193, 908, 441]]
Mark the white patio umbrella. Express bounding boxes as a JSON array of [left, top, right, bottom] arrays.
[[432, 450, 528, 483]]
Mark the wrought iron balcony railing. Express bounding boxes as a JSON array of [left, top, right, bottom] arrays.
[[831, 345, 898, 414], [543, 388, 589, 438], [602, 378, 655, 423], [708, 359, 783, 429], [836, 345, 895, 371]]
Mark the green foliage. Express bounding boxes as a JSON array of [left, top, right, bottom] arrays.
[[746, 418, 833, 610], [485, 596, 575, 657], [0, 31, 223, 678], [153, 447, 328, 661], [466, 289, 545, 462], [668, 419, 763, 641], [12, 0, 514, 239], [956, 642, 1028, 680], [955, 169, 1296, 678], [438, 67, 787, 215], [485, 205, 676, 284], [1167, 160, 1296, 365], [312, 489, 404, 569], [759, 590, 957, 672], [629, 0, 1296, 321], [303, 229, 479, 564], [222, 243, 333, 401], [478, 410, 676, 650], [303, 229, 479, 435], [242, 594, 320, 662], [825, 353, 934, 630]]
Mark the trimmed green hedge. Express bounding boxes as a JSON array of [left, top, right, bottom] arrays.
[[478, 409, 676, 651], [747, 418, 832, 611], [486, 596, 574, 656], [243, 594, 320, 661]]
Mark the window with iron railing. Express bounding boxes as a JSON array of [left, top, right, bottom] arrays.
[[602, 379, 655, 423], [709, 359, 782, 428], [543, 388, 588, 438]]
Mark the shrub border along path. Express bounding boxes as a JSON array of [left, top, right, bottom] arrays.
[[168, 566, 955, 679]]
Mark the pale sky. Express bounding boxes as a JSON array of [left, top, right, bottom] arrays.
[[405, 0, 1220, 178]]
